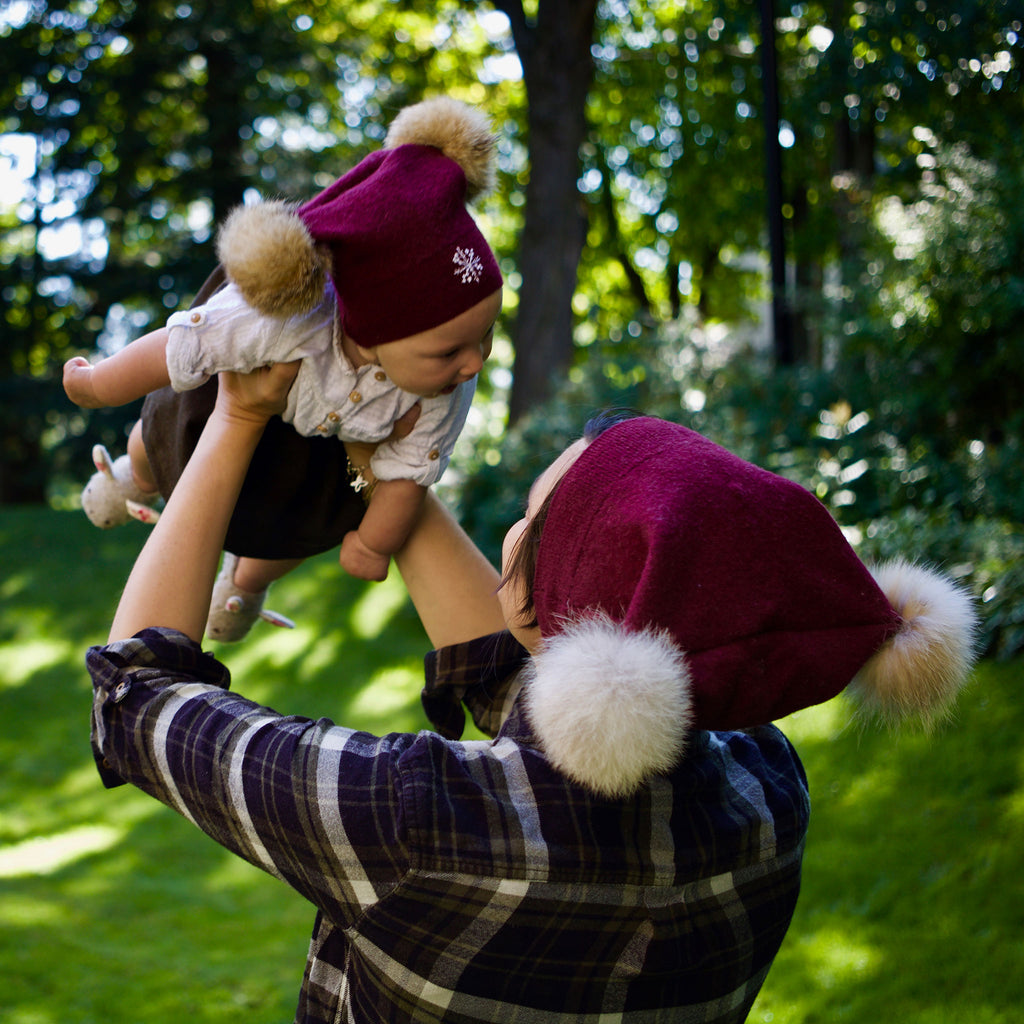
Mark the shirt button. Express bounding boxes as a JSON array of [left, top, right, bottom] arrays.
[[111, 680, 132, 703], [190, 312, 201, 324], [428, 449, 440, 461], [327, 411, 340, 422], [349, 391, 362, 404], [374, 371, 387, 383], [316, 424, 328, 433]]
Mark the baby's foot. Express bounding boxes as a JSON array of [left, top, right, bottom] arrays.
[[206, 553, 295, 642], [82, 445, 160, 528]]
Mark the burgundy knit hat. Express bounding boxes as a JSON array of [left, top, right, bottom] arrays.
[[525, 417, 978, 797], [215, 97, 502, 346]]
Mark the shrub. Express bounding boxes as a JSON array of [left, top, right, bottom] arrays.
[[856, 508, 1024, 661]]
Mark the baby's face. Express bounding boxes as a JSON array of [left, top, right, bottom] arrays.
[[365, 289, 501, 398]]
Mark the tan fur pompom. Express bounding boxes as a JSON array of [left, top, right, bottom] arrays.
[[216, 201, 332, 318], [384, 97, 497, 201], [846, 559, 979, 726]]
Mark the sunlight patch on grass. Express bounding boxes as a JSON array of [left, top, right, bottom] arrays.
[[349, 575, 412, 640], [3, 1011, 55, 1024], [0, 637, 77, 689], [798, 927, 881, 988], [2, 762, 163, 846], [0, 824, 124, 878], [57, 760, 118, 801], [1005, 784, 1024, 826], [837, 762, 900, 809], [776, 700, 851, 743], [293, 629, 344, 677], [207, 625, 328, 704], [1, 568, 31, 601], [349, 667, 423, 721], [201, 848, 273, 892], [0, 893, 68, 927]]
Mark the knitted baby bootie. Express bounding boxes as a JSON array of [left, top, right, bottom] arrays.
[[206, 553, 295, 643], [82, 445, 160, 529]]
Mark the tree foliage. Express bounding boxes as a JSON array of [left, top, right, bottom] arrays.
[[1, 0, 345, 498], [572, 0, 1022, 356], [0, 0, 1021, 502], [0, 0, 513, 500]]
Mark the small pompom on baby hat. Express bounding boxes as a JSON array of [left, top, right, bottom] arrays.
[[525, 417, 978, 798], [216, 96, 502, 346]]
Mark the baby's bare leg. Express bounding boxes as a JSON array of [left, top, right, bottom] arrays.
[[233, 556, 305, 593], [126, 420, 159, 494]]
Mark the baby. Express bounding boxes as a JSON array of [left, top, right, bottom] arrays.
[[63, 96, 503, 640]]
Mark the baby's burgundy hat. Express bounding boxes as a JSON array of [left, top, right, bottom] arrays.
[[215, 97, 502, 346], [525, 417, 978, 798]]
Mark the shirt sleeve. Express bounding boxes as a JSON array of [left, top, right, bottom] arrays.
[[421, 631, 532, 739], [164, 283, 335, 391], [88, 628, 410, 924], [369, 378, 476, 486]]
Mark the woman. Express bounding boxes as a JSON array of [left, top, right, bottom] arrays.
[[88, 364, 975, 1022]]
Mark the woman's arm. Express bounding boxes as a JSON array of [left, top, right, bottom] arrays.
[[108, 361, 299, 643], [64, 328, 172, 408], [393, 491, 505, 649]]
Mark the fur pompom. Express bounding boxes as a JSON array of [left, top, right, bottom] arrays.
[[524, 614, 693, 799], [384, 97, 496, 201], [846, 559, 979, 725], [216, 201, 331, 318]]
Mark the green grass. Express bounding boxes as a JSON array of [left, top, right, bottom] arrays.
[[750, 663, 1024, 1024], [2, 507, 1021, 1023]]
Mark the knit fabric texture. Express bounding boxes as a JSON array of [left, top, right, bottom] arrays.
[[533, 417, 902, 729], [298, 144, 502, 346]]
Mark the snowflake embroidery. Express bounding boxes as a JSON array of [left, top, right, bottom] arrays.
[[452, 246, 484, 284]]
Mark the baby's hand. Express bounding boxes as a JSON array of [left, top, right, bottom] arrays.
[[339, 530, 390, 582], [63, 357, 103, 408]]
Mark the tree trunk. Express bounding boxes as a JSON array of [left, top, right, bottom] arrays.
[[495, 0, 598, 424], [823, 0, 876, 356], [203, 38, 249, 228]]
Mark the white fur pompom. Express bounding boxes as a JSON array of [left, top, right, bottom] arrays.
[[384, 97, 496, 201], [216, 200, 332, 318], [524, 615, 693, 799], [847, 559, 979, 725]]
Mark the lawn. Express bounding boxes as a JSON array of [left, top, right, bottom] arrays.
[[2, 507, 1021, 1023]]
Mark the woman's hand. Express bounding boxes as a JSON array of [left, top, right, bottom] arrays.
[[214, 361, 300, 426]]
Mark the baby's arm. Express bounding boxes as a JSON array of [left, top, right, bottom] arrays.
[[339, 478, 426, 582], [63, 328, 171, 408]]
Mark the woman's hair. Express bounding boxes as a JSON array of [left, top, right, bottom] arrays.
[[501, 409, 637, 628]]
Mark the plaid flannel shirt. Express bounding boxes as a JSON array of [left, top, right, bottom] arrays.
[[89, 628, 809, 1023]]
